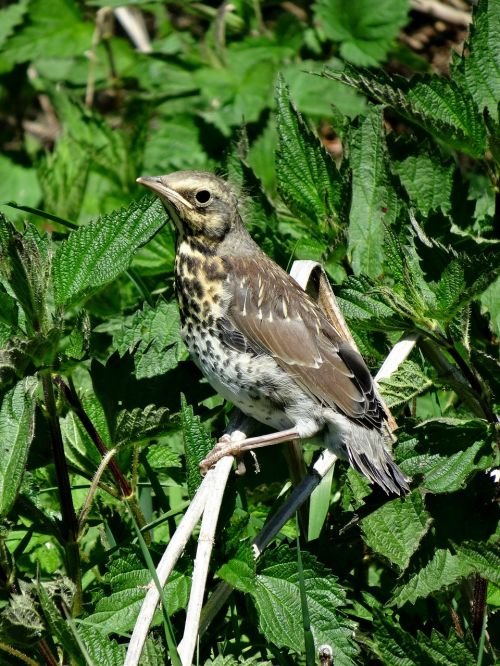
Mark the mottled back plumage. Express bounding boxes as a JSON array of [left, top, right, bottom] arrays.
[[137, 170, 409, 495]]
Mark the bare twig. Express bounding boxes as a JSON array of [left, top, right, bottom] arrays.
[[124, 469, 213, 666], [410, 0, 471, 26], [177, 457, 234, 663], [114, 7, 152, 53]]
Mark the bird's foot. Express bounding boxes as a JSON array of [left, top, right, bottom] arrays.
[[200, 433, 246, 475], [200, 427, 301, 475]]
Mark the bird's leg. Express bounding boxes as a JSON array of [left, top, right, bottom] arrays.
[[200, 427, 301, 475]]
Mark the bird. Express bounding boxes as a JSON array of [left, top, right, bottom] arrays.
[[137, 170, 409, 495]]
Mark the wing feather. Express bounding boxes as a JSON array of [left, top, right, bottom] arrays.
[[221, 255, 386, 429]]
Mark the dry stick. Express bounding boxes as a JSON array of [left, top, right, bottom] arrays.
[[125, 261, 419, 665], [124, 475, 212, 666], [177, 457, 234, 663], [114, 7, 152, 53], [410, 0, 471, 26]]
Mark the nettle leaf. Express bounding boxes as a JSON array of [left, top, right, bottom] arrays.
[[37, 579, 82, 663], [422, 246, 500, 329], [0, 376, 38, 517], [113, 300, 186, 379], [2, 0, 94, 64], [378, 361, 434, 409], [373, 615, 475, 666], [392, 150, 454, 216], [480, 276, 500, 336], [361, 491, 432, 572], [252, 546, 358, 665], [389, 548, 472, 607], [422, 439, 487, 493], [132, 224, 176, 276], [37, 134, 90, 223], [86, 550, 188, 634], [113, 404, 170, 447], [53, 196, 165, 307], [347, 106, 399, 277], [180, 395, 214, 498], [453, 0, 500, 122], [314, 0, 409, 66], [76, 625, 124, 666], [326, 68, 487, 158], [65, 310, 90, 360], [0, 153, 41, 221], [336, 276, 409, 332], [0, 580, 45, 647], [398, 419, 491, 493], [275, 76, 344, 232], [0, 0, 29, 52], [0, 216, 52, 334], [455, 540, 500, 586]]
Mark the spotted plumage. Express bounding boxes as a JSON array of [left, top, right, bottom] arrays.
[[137, 171, 409, 495]]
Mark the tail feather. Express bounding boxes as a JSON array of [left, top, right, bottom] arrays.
[[326, 416, 410, 495]]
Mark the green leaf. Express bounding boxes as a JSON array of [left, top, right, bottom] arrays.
[[180, 395, 214, 498], [314, 0, 409, 66], [37, 578, 82, 663], [326, 68, 487, 158], [0, 155, 41, 222], [275, 75, 344, 232], [348, 106, 399, 276], [113, 300, 186, 379], [453, 0, 500, 122], [75, 625, 125, 666], [52, 196, 166, 306], [37, 134, 90, 223], [2, 0, 93, 64], [422, 439, 486, 493], [455, 540, 500, 585], [132, 225, 176, 276], [337, 275, 408, 331], [480, 276, 500, 336], [0, 0, 29, 49], [0, 216, 51, 334], [379, 361, 434, 409], [392, 151, 454, 216], [361, 492, 432, 572], [251, 546, 358, 665], [113, 404, 170, 447], [86, 550, 188, 634], [373, 615, 475, 666], [0, 580, 45, 647], [0, 376, 38, 517], [390, 548, 472, 607]]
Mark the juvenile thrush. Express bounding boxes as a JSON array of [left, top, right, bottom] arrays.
[[137, 171, 409, 495]]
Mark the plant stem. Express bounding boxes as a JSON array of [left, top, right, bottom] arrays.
[[53, 375, 150, 537], [472, 574, 488, 643], [53, 375, 132, 498], [446, 344, 498, 424], [40, 372, 82, 615]]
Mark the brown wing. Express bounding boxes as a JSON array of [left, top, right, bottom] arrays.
[[221, 255, 386, 429]]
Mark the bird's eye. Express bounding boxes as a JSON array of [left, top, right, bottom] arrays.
[[195, 189, 212, 206]]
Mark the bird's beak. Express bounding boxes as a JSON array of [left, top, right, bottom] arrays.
[[136, 176, 193, 210]]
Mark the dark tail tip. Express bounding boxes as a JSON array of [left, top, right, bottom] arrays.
[[349, 449, 410, 496]]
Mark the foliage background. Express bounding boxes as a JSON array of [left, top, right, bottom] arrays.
[[0, 0, 498, 664]]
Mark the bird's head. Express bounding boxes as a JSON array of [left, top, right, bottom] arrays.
[[137, 171, 239, 244]]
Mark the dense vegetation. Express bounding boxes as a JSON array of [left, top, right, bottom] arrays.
[[0, 0, 498, 664]]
